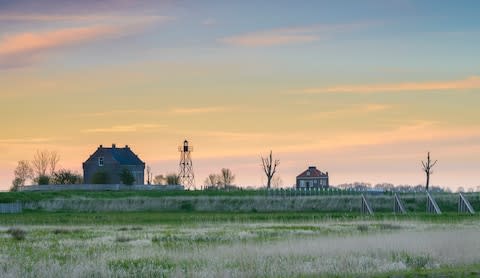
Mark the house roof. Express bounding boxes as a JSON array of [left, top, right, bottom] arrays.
[[110, 147, 144, 165], [297, 166, 328, 178], [85, 144, 145, 165]]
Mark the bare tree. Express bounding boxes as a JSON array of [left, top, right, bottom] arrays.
[[32, 150, 50, 177], [153, 174, 166, 185], [49, 151, 60, 175], [220, 168, 235, 189], [146, 165, 152, 185], [421, 152, 437, 191], [261, 150, 280, 189], [166, 173, 180, 185], [13, 160, 34, 187], [204, 174, 220, 188]]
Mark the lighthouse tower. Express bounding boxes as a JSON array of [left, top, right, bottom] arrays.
[[178, 139, 195, 189]]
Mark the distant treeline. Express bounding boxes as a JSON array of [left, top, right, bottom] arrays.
[[334, 182, 449, 193]]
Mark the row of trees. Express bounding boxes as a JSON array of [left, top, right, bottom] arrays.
[[203, 168, 236, 189], [11, 150, 82, 191], [145, 165, 182, 186], [335, 182, 448, 192]]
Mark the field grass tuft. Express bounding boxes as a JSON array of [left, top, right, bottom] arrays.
[[7, 227, 26, 240]]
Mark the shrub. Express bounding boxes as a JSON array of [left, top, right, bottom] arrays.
[[52, 228, 80, 234], [92, 171, 109, 184], [115, 235, 133, 242], [180, 200, 194, 211], [37, 175, 50, 185], [10, 177, 23, 192], [7, 228, 26, 240], [52, 169, 82, 184], [119, 169, 135, 185]]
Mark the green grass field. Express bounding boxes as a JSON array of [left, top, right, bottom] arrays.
[[1, 191, 479, 277], [1, 211, 480, 277]]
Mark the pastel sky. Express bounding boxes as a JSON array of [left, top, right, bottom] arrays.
[[1, 0, 480, 191]]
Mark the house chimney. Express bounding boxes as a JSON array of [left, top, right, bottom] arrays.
[[99, 144, 103, 149], [112, 143, 116, 148], [309, 166, 316, 170], [125, 145, 129, 149]]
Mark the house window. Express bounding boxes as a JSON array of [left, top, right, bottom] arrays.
[[98, 157, 104, 166], [306, 171, 310, 176]]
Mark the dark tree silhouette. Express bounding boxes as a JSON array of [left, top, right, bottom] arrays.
[[166, 173, 180, 185], [119, 169, 135, 185], [422, 152, 437, 191], [220, 168, 235, 189], [261, 150, 279, 189], [146, 165, 152, 185]]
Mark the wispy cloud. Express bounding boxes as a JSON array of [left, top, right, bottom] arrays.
[[0, 26, 120, 56], [171, 106, 228, 115], [82, 123, 165, 133], [0, 15, 171, 69], [219, 23, 371, 47], [307, 104, 392, 119], [300, 76, 480, 94], [0, 137, 57, 144], [79, 109, 162, 117]]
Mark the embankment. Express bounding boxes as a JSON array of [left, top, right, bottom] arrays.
[[20, 194, 480, 213]]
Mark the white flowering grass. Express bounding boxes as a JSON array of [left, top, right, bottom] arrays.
[[0, 219, 479, 277]]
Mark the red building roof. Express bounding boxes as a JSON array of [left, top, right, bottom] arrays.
[[297, 166, 328, 178]]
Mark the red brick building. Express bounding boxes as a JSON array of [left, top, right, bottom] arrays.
[[296, 166, 329, 189]]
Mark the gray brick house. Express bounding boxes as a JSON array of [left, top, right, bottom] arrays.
[[83, 144, 145, 185], [296, 166, 329, 189]]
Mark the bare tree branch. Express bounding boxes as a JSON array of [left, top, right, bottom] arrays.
[[261, 150, 280, 189], [32, 150, 50, 177], [49, 151, 60, 175], [421, 152, 438, 191], [220, 168, 235, 189]]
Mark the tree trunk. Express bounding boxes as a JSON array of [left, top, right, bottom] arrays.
[[426, 172, 430, 191], [267, 178, 271, 189]]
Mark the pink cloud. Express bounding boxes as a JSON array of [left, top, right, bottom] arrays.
[[0, 15, 171, 69], [0, 26, 120, 56], [0, 26, 122, 68]]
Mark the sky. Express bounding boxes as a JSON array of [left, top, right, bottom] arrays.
[[1, 0, 480, 191]]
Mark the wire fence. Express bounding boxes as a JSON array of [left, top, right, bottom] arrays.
[[263, 187, 436, 197]]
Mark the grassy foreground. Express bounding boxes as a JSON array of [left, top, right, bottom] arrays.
[[1, 211, 480, 277]]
